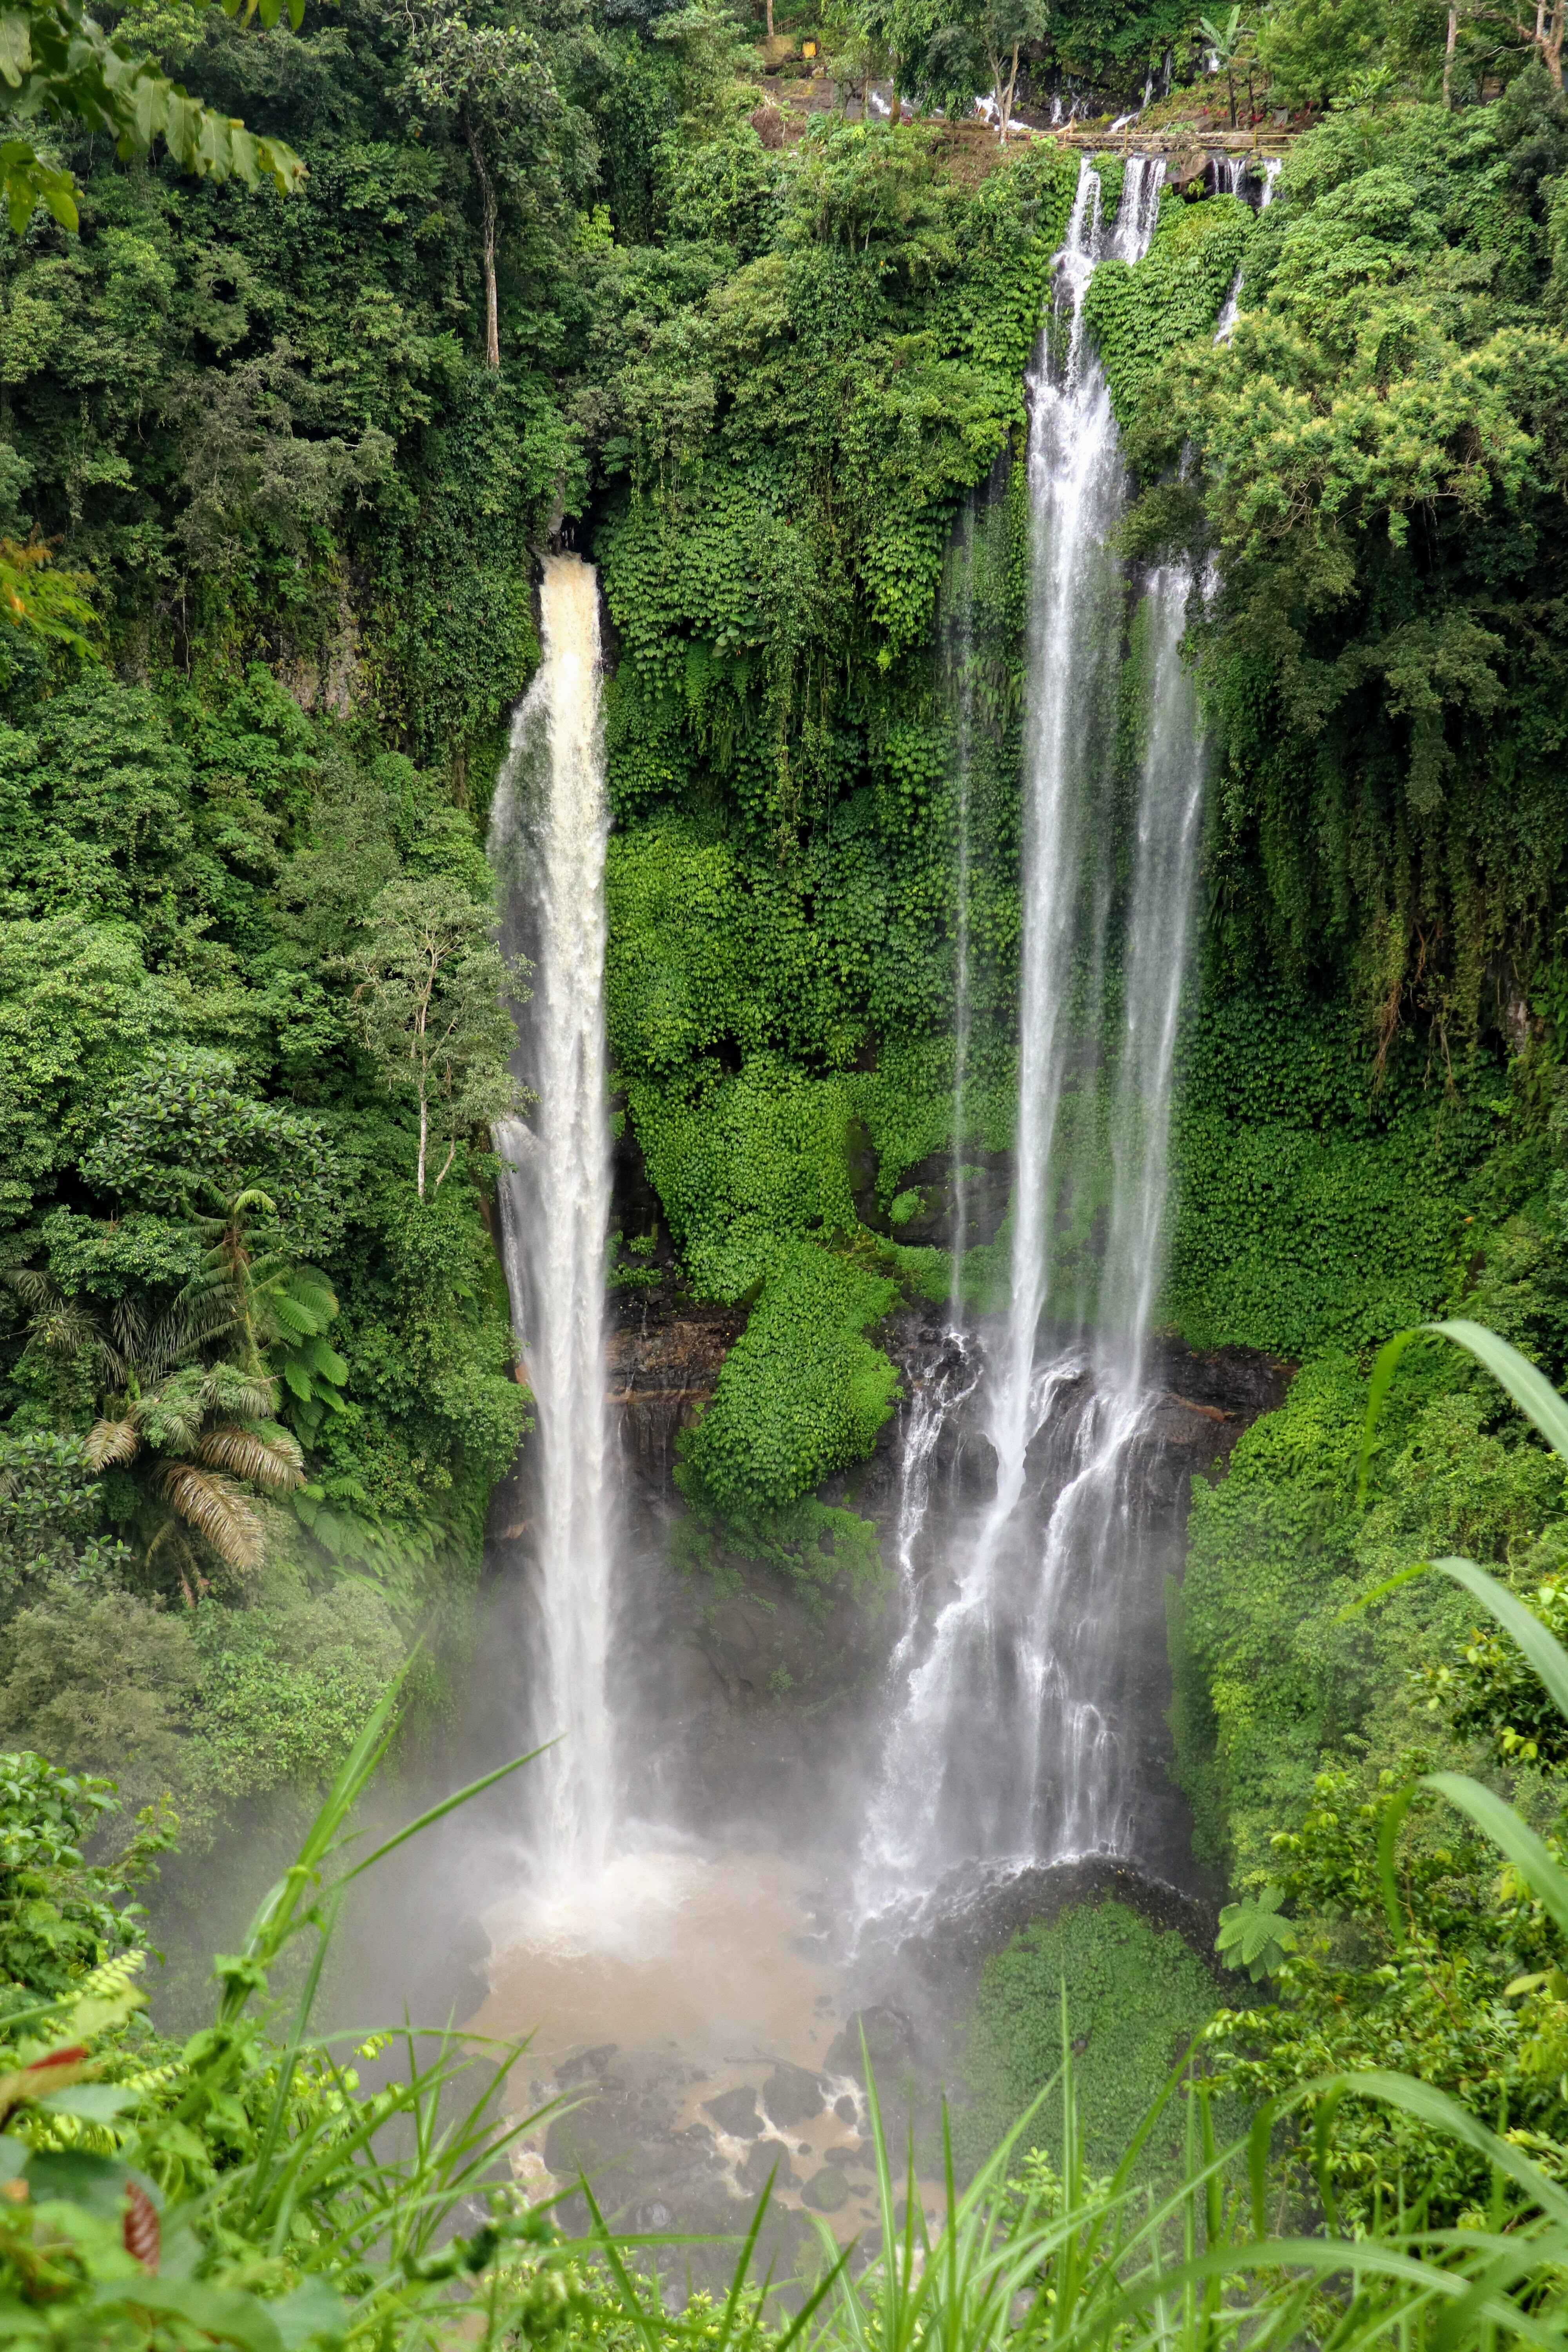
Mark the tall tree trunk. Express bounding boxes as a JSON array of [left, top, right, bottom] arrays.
[[1000, 40, 1021, 141], [1548, 0, 1566, 82], [765, 0, 773, 36], [467, 123, 500, 370], [1443, 4, 1459, 102]]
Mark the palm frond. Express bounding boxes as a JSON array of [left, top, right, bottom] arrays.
[[306, 1337, 349, 1385], [287, 1274, 339, 1323], [86, 1415, 143, 1472], [158, 1463, 266, 1573], [141, 1374, 207, 1454], [200, 1365, 280, 1422], [3, 1267, 61, 1311], [138, 1302, 219, 1380], [33, 1302, 103, 1359], [108, 1292, 147, 1360], [196, 1422, 305, 1493]]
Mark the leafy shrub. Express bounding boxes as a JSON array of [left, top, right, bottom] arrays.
[[680, 1241, 899, 1512], [957, 1899, 1223, 2176]]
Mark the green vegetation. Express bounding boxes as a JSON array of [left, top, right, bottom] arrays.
[[957, 1899, 1224, 2175], [8, 1330, 1568, 2342], [0, 661, 527, 1837]]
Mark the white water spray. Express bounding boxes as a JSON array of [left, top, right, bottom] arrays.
[[489, 554, 615, 1888]]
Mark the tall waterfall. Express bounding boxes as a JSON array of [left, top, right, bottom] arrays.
[[859, 157, 1208, 1915], [949, 500, 978, 1307], [488, 554, 615, 1887]]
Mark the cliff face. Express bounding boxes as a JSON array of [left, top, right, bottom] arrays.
[[591, 1291, 1292, 1880], [607, 1303, 748, 1490]]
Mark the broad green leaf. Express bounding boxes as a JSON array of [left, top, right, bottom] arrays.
[[36, 2082, 142, 2121], [89, 2278, 285, 2352], [0, 11, 31, 87], [270, 2276, 348, 2348]]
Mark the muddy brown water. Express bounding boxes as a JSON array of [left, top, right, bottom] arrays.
[[469, 1846, 946, 2265]]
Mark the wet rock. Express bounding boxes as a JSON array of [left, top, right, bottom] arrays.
[[826, 2005, 914, 2078], [557, 2042, 619, 2087], [833, 2093, 858, 2125], [803, 2165, 849, 2213], [739, 2138, 797, 2193], [881, 1149, 1012, 1249], [762, 2061, 826, 2126], [606, 1305, 746, 1492], [704, 2086, 763, 2139]]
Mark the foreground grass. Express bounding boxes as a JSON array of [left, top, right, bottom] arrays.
[[6, 1318, 1568, 2348]]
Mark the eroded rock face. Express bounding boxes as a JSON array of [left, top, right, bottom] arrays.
[[606, 1303, 746, 1491], [596, 1291, 1292, 1866]]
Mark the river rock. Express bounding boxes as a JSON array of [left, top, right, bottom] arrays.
[[739, 2137, 797, 2193], [825, 2005, 913, 2078], [704, 2086, 762, 2139], [802, 2165, 849, 2212], [762, 2061, 826, 2126], [833, 2092, 858, 2124]]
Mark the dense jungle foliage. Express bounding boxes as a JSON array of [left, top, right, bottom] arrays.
[[9, 0, 1568, 2332]]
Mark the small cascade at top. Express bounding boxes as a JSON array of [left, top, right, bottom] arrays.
[[1216, 156, 1282, 339], [488, 553, 616, 1889], [858, 156, 1209, 1922]]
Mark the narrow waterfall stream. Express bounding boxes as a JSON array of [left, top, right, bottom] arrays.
[[488, 553, 616, 1887], [481, 558, 883, 2247], [1216, 156, 1281, 338], [859, 156, 1209, 1922]]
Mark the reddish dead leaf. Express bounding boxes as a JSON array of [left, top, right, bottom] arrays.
[[29, 2046, 87, 2073], [123, 2181, 160, 2272]]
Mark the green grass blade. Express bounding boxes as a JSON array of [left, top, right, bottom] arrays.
[[338, 1740, 556, 1886], [1377, 1779, 1418, 1944], [1247, 2099, 1273, 2239], [1317, 2066, 1568, 2232], [1358, 1326, 1428, 1503], [1426, 1319, 1568, 1465], [1426, 1556, 1568, 1731], [1423, 1770, 1568, 1949]]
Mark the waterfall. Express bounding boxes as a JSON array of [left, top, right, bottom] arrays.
[[1018, 566, 1206, 1858], [989, 152, 1163, 1537], [1216, 155, 1282, 340], [488, 554, 615, 1888], [948, 504, 977, 1310], [859, 157, 1209, 1913]]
